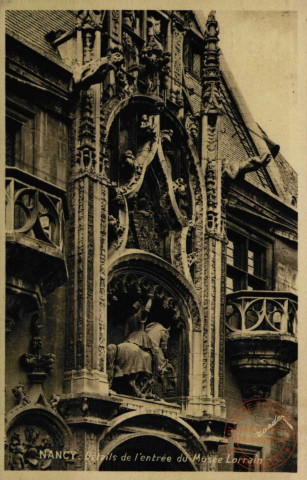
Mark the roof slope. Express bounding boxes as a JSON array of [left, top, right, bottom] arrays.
[[6, 10, 76, 63]]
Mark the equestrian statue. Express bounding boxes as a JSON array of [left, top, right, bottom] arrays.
[[107, 297, 176, 399]]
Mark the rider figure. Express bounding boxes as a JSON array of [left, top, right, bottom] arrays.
[[125, 298, 153, 349], [125, 297, 162, 372]]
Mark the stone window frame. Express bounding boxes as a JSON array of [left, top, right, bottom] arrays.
[[226, 226, 271, 293]]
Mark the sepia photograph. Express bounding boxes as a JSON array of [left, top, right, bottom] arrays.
[[3, 5, 300, 474]]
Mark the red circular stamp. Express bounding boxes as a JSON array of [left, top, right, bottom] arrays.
[[224, 398, 297, 472]]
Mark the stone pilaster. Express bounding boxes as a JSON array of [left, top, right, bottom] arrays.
[[200, 11, 226, 417], [170, 17, 185, 111], [64, 11, 109, 395]]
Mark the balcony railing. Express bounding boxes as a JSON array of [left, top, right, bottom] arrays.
[[6, 167, 68, 296], [6, 167, 68, 252], [225, 290, 298, 401], [226, 291, 297, 336]]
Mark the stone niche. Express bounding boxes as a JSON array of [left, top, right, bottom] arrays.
[[107, 269, 190, 404]]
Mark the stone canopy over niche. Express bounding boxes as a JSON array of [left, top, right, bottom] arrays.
[[107, 271, 189, 403]]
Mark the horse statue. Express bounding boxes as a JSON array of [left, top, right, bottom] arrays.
[[107, 321, 176, 399]]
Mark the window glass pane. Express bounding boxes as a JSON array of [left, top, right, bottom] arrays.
[[227, 240, 234, 265], [226, 276, 234, 293], [227, 228, 268, 291], [248, 249, 255, 274], [192, 52, 201, 77]]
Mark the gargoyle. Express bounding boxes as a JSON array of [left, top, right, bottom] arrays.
[[73, 48, 125, 90], [223, 153, 272, 181]]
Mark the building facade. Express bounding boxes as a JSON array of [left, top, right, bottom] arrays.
[[5, 10, 297, 472]]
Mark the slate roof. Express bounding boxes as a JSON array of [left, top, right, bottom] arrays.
[[5, 10, 76, 64]]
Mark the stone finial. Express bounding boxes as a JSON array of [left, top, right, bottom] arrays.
[[202, 11, 222, 114]]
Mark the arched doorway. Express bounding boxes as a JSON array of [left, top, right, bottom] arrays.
[[99, 434, 195, 471]]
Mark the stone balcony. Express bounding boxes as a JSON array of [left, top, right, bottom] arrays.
[[6, 167, 68, 307], [225, 290, 298, 400]]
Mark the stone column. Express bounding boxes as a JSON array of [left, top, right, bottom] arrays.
[[200, 11, 226, 418], [64, 11, 109, 395]]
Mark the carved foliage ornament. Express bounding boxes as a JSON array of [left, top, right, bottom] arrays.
[[185, 113, 199, 142]]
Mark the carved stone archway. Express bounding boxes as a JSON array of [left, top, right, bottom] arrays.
[[98, 412, 206, 471], [99, 433, 196, 471]]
